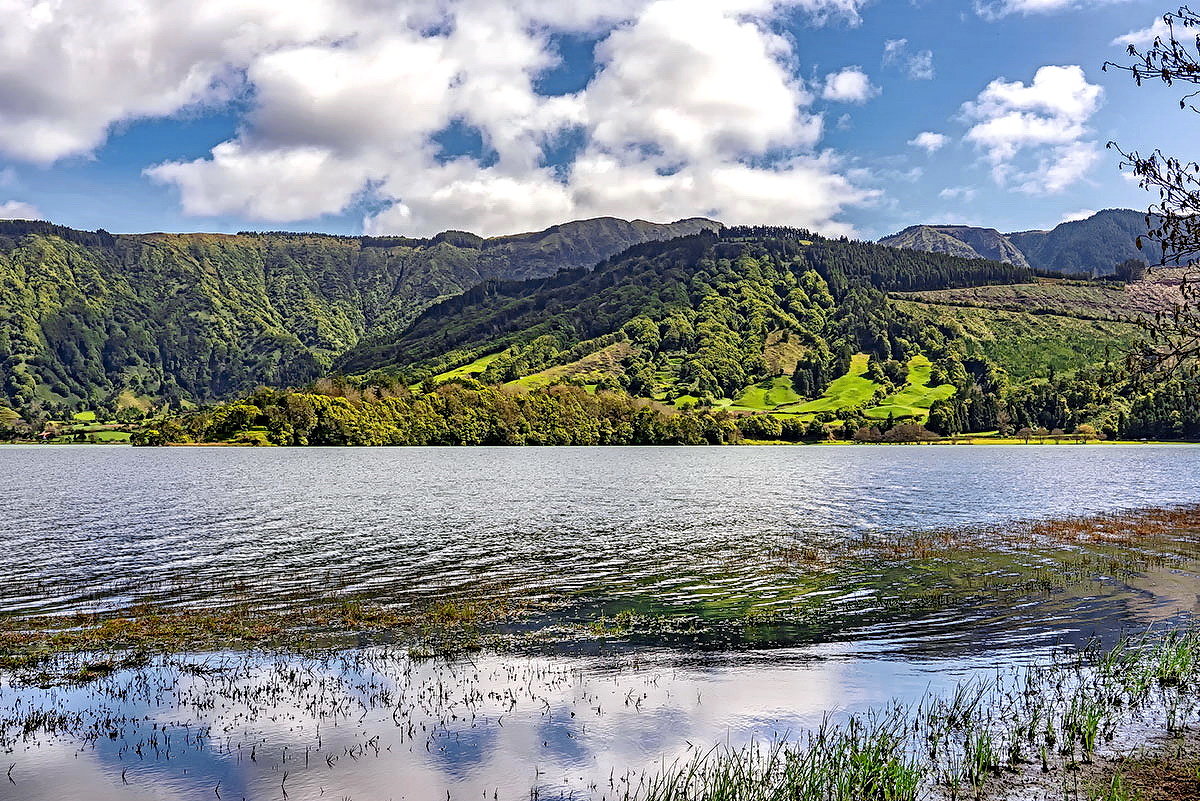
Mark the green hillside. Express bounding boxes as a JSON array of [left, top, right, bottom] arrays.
[[864, 355, 956, 422], [335, 227, 1032, 397], [789, 354, 876, 415], [0, 217, 717, 413], [145, 227, 1200, 445]]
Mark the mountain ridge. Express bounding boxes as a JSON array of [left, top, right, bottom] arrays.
[[0, 216, 720, 412], [879, 209, 1160, 276]]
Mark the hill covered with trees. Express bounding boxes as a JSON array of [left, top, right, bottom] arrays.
[[129, 226, 1200, 446], [0, 217, 717, 415]]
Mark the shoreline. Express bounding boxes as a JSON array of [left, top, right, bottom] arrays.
[[2, 438, 1196, 448]]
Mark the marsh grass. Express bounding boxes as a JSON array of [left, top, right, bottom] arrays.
[[0, 597, 525, 681], [770, 506, 1200, 570], [621, 626, 1200, 801]]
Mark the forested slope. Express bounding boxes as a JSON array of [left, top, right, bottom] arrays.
[[0, 217, 717, 412], [140, 227, 1200, 444], [337, 227, 1033, 412]]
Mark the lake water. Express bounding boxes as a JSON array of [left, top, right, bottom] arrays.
[[2, 445, 1200, 800]]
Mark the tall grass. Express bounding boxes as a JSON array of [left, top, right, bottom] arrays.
[[622, 626, 1200, 801]]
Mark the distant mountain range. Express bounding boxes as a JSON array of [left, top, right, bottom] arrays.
[[879, 209, 1159, 276]]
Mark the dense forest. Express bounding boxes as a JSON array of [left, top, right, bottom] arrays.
[[114, 226, 1200, 446], [5, 218, 1198, 446], [0, 217, 716, 414]]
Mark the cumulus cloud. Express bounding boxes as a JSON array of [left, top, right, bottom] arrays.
[[961, 65, 1103, 194], [821, 67, 879, 103], [2, 0, 876, 236], [138, 0, 874, 235], [0, 200, 41, 220], [882, 39, 934, 80], [908, 132, 948, 153], [1112, 18, 1171, 49]]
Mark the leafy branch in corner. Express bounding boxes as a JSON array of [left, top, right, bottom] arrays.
[[1104, 6, 1200, 371]]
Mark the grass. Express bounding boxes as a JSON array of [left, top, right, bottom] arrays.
[[731, 376, 804, 411], [71, 410, 96, 422], [897, 281, 1151, 322], [865, 355, 956, 422], [623, 624, 1200, 801], [509, 343, 634, 391], [429, 352, 502, 383], [791, 354, 878, 414], [894, 300, 1143, 381]]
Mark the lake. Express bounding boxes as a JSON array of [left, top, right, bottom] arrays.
[[2, 445, 1199, 800]]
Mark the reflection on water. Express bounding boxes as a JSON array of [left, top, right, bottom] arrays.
[[2, 446, 1200, 799], [0, 646, 1129, 801]]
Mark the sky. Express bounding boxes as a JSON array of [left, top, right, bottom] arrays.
[[0, 0, 1192, 240]]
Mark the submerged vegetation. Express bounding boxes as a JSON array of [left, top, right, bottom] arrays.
[[1, 502, 1198, 798]]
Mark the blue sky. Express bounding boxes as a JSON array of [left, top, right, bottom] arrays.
[[0, 0, 1188, 239]]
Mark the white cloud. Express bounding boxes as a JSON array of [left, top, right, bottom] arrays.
[[1059, 208, 1096, 224], [587, 1, 821, 160], [939, 186, 977, 201], [975, 0, 1133, 20], [962, 65, 1103, 194], [1112, 18, 1171, 49], [0, 200, 41, 220], [821, 67, 879, 103], [909, 131, 948, 153], [147, 0, 875, 235], [882, 38, 934, 80], [0, 0, 875, 236]]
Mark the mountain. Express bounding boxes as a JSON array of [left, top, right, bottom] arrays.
[[880, 209, 1160, 276], [335, 226, 1032, 397], [1006, 209, 1163, 275], [0, 216, 719, 412], [879, 225, 1031, 269], [166, 226, 1166, 447]]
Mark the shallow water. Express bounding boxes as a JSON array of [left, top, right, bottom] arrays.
[[2, 445, 1200, 800]]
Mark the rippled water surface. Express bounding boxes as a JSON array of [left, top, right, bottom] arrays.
[[3, 445, 1200, 801], [5, 444, 1200, 618]]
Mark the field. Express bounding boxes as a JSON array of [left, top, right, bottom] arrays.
[[730, 377, 803, 411], [894, 300, 1143, 381], [722, 354, 955, 422], [791, 354, 877, 414], [429, 352, 502, 383], [508, 342, 634, 390], [896, 281, 1151, 320], [865, 355, 955, 422]]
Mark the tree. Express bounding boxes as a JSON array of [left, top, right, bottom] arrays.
[[1114, 258, 1150, 283], [881, 423, 939, 443], [1105, 8, 1200, 367], [853, 425, 882, 443]]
